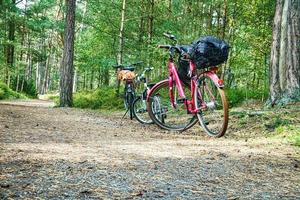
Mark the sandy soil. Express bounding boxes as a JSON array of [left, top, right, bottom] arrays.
[[0, 100, 299, 199]]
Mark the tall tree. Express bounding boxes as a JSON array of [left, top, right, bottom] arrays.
[[269, 0, 300, 106], [117, 0, 126, 65], [5, 0, 16, 87], [116, 0, 126, 95], [60, 0, 76, 107]]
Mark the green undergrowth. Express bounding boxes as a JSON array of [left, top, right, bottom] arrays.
[[226, 87, 268, 107], [231, 104, 300, 147], [271, 125, 300, 147], [73, 87, 123, 110], [0, 82, 27, 100]]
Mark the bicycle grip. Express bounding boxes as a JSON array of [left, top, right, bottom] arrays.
[[163, 32, 170, 38], [158, 44, 171, 49]]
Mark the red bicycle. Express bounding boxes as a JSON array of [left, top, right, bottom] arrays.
[[147, 33, 228, 137]]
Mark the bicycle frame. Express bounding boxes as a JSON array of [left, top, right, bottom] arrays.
[[147, 59, 224, 114]]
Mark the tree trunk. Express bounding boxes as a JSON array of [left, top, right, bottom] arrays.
[[5, 0, 16, 87], [168, 0, 172, 15], [73, 68, 77, 93], [117, 0, 126, 65], [148, 0, 154, 43], [268, 0, 300, 106], [42, 54, 51, 94], [116, 0, 126, 96], [90, 69, 94, 89], [220, 0, 228, 80], [59, 0, 76, 107], [138, 0, 145, 43], [221, 0, 228, 39], [147, 0, 155, 66]]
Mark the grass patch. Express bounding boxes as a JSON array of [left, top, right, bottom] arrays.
[[290, 133, 300, 147], [73, 87, 124, 110], [269, 125, 300, 147], [0, 82, 27, 100], [48, 95, 59, 105]]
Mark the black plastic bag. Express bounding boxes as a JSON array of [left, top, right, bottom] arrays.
[[192, 36, 230, 68]]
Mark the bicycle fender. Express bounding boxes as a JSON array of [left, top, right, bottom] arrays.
[[202, 71, 225, 88], [146, 79, 169, 102]]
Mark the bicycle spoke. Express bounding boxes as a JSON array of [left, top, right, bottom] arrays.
[[148, 81, 197, 131], [195, 75, 228, 137]]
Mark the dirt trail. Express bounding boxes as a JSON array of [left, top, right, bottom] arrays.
[[0, 100, 299, 199]]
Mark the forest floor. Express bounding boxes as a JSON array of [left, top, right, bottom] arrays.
[[0, 99, 299, 199]]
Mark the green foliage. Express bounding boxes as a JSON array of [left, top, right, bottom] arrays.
[[0, 88, 5, 98], [0, 0, 277, 104], [291, 133, 300, 147], [226, 87, 268, 107], [73, 87, 123, 110], [22, 79, 38, 98], [274, 125, 300, 147], [0, 82, 26, 100]]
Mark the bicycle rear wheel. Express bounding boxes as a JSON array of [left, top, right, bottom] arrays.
[[147, 80, 197, 131], [125, 92, 134, 120], [123, 89, 129, 110], [194, 74, 228, 137], [133, 96, 153, 124]]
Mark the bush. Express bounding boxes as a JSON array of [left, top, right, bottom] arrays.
[[225, 87, 268, 107], [0, 82, 26, 100], [291, 134, 300, 147], [273, 125, 300, 147], [0, 88, 5, 99], [22, 79, 37, 98], [73, 87, 124, 110]]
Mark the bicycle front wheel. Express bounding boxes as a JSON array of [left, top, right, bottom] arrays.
[[133, 96, 153, 124], [194, 74, 228, 137], [147, 80, 197, 131]]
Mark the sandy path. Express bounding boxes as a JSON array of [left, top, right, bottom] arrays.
[[0, 100, 299, 199]]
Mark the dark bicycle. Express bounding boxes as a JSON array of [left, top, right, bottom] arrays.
[[113, 61, 142, 120], [132, 67, 155, 124]]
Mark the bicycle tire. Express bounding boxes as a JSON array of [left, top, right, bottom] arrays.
[[133, 96, 153, 124], [124, 89, 129, 110], [126, 92, 134, 120], [147, 80, 197, 131], [194, 74, 228, 137]]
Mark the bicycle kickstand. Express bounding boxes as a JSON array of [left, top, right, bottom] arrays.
[[180, 115, 197, 133], [122, 108, 129, 119]]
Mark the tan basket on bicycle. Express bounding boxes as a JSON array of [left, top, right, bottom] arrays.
[[118, 70, 136, 81]]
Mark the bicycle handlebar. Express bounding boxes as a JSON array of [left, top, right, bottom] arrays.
[[163, 32, 177, 42], [145, 67, 154, 72], [135, 66, 154, 83], [158, 44, 182, 55], [112, 61, 143, 69], [158, 44, 171, 49]]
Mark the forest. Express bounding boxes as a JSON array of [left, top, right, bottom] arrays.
[[1, 0, 300, 199], [2, 0, 297, 108]]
